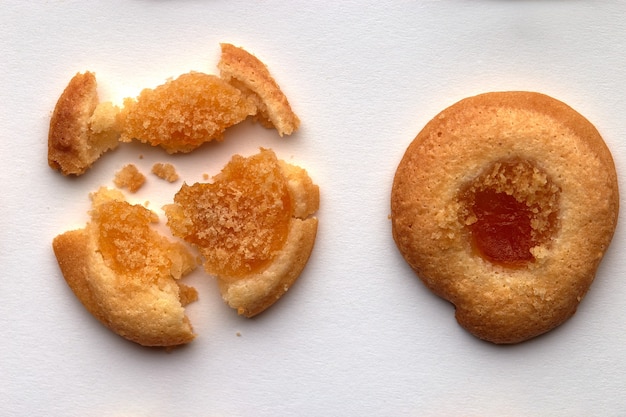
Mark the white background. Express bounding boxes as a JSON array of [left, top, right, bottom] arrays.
[[2, 1, 626, 416]]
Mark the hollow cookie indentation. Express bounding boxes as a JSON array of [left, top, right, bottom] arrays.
[[459, 159, 560, 267]]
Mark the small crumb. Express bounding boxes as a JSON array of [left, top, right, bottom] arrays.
[[236, 332, 242, 337], [151, 162, 179, 182], [178, 283, 199, 306], [202, 173, 209, 181], [139, 154, 144, 159], [114, 164, 146, 193]]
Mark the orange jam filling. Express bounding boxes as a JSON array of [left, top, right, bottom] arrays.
[[170, 150, 292, 279], [469, 189, 534, 264], [461, 159, 560, 267], [94, 200, 158, 274]]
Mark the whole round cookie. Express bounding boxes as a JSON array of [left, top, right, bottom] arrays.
[[391, 91, 619, 344]]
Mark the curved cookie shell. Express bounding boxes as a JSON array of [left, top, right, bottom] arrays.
[[48, 72, 121, 175], [53, 188, 198, 347], [218, 43, 300, 136], [391, 91, 619, 344]]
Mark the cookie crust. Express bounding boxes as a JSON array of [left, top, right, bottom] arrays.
[[48, 72, 120, 175]]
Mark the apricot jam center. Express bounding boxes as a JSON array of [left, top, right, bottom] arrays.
[[170, 150, 292, 279], [469, 189, 534, 264], [461, 159, 560, 267], [95, 200, 157, 273]]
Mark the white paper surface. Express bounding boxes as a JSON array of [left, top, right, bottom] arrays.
[[2, 1, 626, 416]]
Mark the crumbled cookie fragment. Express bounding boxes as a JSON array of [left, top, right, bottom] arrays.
[[48, 72, 121, 175], [120, 72, 256, 153], [164, 148, 319, 317], [152, 162, 179, 182], [48, 43, 301, 175], [218, 43, 300, 136], [52, 187, 198, 347], [114, 164, 146, 193]]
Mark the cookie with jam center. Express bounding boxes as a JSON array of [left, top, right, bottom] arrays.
[[391, 91, 619, 344]]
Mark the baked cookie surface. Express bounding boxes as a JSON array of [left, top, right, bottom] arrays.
[[391, 91, 619, 344]]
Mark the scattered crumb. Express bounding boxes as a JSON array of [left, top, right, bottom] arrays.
[[202, 173, 210, 180], [178, 283, 199, 306], [152, 162, 179, 182], [236, 332, 242, 337], [114, 164, 146, 193]]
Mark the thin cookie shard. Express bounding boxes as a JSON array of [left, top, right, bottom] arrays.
[[164, 148, 319, 317], [391, 91, 619, 344], [48, 72, 122, 175], [119, 72, 256, 153], [52, 187, 198, 347], [218, 43, 300, 136]]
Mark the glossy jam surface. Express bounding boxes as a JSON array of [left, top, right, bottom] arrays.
[[461, 159, 560, 267], [168, 149, 292, 279], [469, 189, 534, 265]]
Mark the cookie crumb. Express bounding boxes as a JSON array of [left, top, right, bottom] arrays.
[[236, 332, 242, 337], [114, 164, 146, 193], [152, 162, 179, 182]]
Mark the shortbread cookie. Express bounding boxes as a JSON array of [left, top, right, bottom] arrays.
[[52, 187, 198, 347], [218, 43, 300, 136], [48, 72, 122, 175], [164, 148, 319, 317], [391, 91, 619, 344]]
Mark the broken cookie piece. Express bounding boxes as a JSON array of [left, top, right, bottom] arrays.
[[48, 72, 122, 175], [164, 148, 319, 317], [52, 187, 198, 347], [48, 43, 301, 173], [119, 72, 256, 153], [218, 43, 300, 136]]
